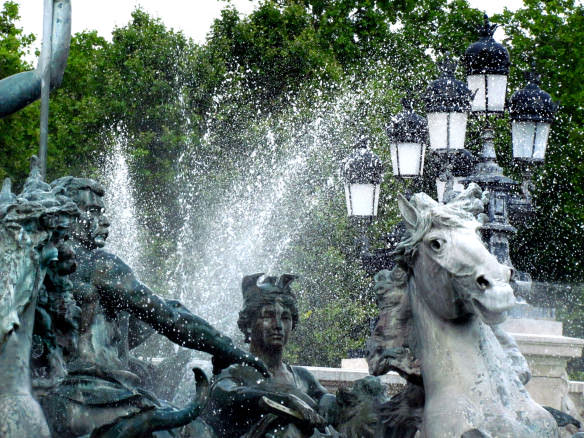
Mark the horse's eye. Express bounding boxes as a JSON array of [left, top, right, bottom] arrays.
[[430, 238, 443, 251]]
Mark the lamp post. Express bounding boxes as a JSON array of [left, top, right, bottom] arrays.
[[341, 14, 557, 285], [341, 137, 393, 275]]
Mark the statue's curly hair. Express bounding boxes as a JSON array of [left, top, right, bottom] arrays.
[[50, 176, 105, 199], [237, 273, 299, 343]]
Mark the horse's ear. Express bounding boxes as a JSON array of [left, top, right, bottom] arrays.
[[397, 194, 418, 229]]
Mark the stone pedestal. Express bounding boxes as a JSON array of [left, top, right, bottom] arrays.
[[501, 317, 584, 411], [512, 332, 584, 409]]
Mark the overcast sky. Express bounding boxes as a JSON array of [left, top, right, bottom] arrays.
[[15, 0, 524, 60]]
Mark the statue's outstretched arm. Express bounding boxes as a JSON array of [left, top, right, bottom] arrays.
[[93, 251, 268, 376], [0, 0, 71, 118]]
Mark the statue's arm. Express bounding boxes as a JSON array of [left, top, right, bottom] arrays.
[[93, 251, 267, 375], [293, 366, 338, 424], [94, 255, 228, 354], [0, 0, 71, 118]]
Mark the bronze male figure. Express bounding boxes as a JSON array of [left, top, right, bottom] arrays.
[[37, 177, 267, 437]]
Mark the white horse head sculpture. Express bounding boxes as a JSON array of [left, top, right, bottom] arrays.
[[395, 185, 515, 326], [367, 184, 558, 437]]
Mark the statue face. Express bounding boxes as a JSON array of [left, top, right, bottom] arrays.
[[250, 299, 293, 353], [71, 189, 110, 249]]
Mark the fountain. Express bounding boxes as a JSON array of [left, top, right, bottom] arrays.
[[1, 2, 584, 437], [101, 139, 146, 278]]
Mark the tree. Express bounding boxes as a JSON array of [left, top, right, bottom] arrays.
[[0, 1, 38, 184], [498, 0, 584, 282]]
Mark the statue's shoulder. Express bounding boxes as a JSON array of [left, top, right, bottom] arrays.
[[91, 249, 133, 275], [289, 365, 318, 383], [91, 248, 122, 264]]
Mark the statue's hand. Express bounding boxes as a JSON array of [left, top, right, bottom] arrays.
[[283, 394, 327, 428], [192, 367, 210, 404], [310, 426, 344, 438], [260, 393, 327, 429], [211, 343, 269, 377]]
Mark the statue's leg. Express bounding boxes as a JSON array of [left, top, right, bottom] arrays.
[[39, 391, 143, 438]]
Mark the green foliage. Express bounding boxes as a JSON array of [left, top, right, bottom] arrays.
[[0, 1, 37, 184], [200, 2, 341, 116], [0, 1, 34, 74], [99, 10, 199, 234], [298, 0, 417, 64], [47, 31, 111, 180], [498, 0, 584, 282], [279, 201, 374, 366]]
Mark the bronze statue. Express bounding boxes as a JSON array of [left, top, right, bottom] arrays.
[[35, 177, 267, 437], [0, 158, 79, 438], [187, 273, 340, 438], [0, 0, 71, 118]]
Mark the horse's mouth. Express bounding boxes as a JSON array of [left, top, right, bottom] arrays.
[[472, 298, 508, 325]]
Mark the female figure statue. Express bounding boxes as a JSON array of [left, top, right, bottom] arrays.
[[188, 273, 339, 438]]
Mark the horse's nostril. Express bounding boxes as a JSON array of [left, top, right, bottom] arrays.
[[476, 275, 490, 290]]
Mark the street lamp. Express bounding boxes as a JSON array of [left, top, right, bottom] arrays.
[[342, 137, 383, 219], [341, 14, 556, 282], [387, 97, 427, 178], [510, 70, 558, 162], [423, 55, 472, 151], [463, 14, 510, 113]]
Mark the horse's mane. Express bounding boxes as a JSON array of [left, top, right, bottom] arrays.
[[393, 185, 484, 268], [369, 267, 420, 378]]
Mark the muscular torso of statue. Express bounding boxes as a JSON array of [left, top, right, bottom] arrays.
[[69, 248, 140, 375]]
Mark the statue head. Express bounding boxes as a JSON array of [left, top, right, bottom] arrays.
[[51, 177, 109, 249], [237, 273, 299, 353], [0, 159, 80, 345]]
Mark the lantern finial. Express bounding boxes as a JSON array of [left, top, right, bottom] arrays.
[[479, 13, 497, 38], [438, 52, 457, 78], [525, 62, 541, 86], [400, 90, 415, 112]]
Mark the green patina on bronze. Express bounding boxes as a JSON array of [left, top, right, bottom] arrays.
[[31, 176, 269, 437], [0, 157, 80, 438], [0, 1, 71, 119]]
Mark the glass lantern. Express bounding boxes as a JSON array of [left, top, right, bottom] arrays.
[[342, 142, 383, 218], [463, 14, 510, 113], [423, 56, 472, 151], [510, 71, 557, 162], [386, 98, 428, 178]]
